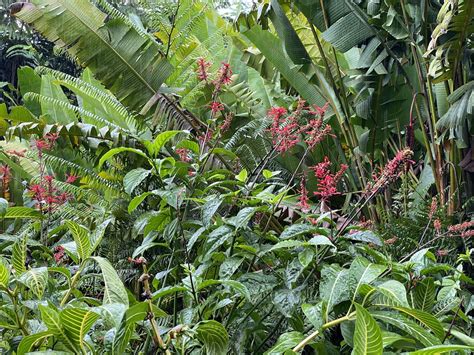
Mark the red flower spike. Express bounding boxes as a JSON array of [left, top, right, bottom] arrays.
[[196, 58, 212, 82], [297, 177, 311, 213], [219, 113, 233, 133], [65, 173, 79, 184], [176, 148, 191, 163], [209, 101, 224, 115], [310, 157, 347, 202]]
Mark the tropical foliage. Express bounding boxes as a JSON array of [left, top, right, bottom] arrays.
[[0, 0, 473, 354]]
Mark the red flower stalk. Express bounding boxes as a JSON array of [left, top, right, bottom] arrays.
[[198, 130, 213, 145], [434, 219, 442, 234], [176, 148, 191, 163], [65, 173, 79, 184], [297, 176, 311, 212], [367, 148, 414, 194], [6, 149, 26, 158], [213, 62, 232, 90], [461, 230, 474, 238], [303, 120, 333, 148], [196, 57, 212, 82], [219, 112, 233, 133], [54, 245, 65, 263], [310, 157, 347, 201], [448, 221, 474, 234], [268, 107, 300, 153], [428, 197, 437, 219], [0, 165, 11, 198], [209, 101, 224, 115]]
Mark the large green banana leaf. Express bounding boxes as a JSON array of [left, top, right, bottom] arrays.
[[13, 0, 173, 111]]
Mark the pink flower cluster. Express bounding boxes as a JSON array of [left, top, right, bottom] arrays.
[[34, 132, 60, 157], [297, 177, 311, 212], [268, 101, 332, 153], [448, 221, 474, 238], [176, 148, 191, 163], [367, 148, 414, 194], [310, 157, 348, 202], [29, 175, 70, 212], [196, 58, 211, 82]]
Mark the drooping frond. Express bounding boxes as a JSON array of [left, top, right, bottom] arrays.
[[13, 0, 173, 111]]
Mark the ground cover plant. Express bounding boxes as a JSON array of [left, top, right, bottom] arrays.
[[0, 0, 473, 354]]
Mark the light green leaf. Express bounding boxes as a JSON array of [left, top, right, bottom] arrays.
[[39, 305, 77, 352], [302, 302, 324, 330], [90, 256, 129, 306], [281, 224, 325, 240], [350, 257, 386, 301], [372, 280, 409, 307], [393, 307, 445, 340], [343, 230, 383, 246], [3, 207, 42, 219], [98, 147, 149, 169], [354, 304, 383, 355], [123, 168, 150, 194], [320, 265, 356, 321], [12, 237, 27, 275], [195, 320, 229, 355], [18, 267, 48, 299], [0, 198, 8, 216], [372, 311, 440, 347], [14, 0, 172, 111], [65, 220, 91, 261], [414, 277, 436, 312], [235, 169, 248, 182], [406, 345, 474, 354], [17, 331, 52, 355], [60, 308, 99, 351], [145, 130, 181, 157], [264, 331, 304, 354], [128, 192, 153, 213], [0, 261, 9, 287]]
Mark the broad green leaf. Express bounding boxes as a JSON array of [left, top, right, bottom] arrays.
[[40, 74, 75, 124], [18, 267, 48, 299], [372, 280, 409, 307], [39, 305, 77, 352], [350, 257, 386, 301], [354, 304, 383, 355], [98, 147, 149, 169], [195, 320, 229, 355], [302, 301, 324, 330], [65, 220, 91, 261], [145, 130, 181, 157], [0, 198, 7, 216], [90, 256, 129, 306], [372, 311, 440, 347], [381, 331, 416, 348], [413, 277, 436, 312], [14, 0, 172, 111], [17, 331, 52, 355], [0, 261, 9, 287], [320, 265, 356, 321], [406, 345, 474, 354], [60, 308, 99, 351], [264, 331, 304, 354], [176, 139, 199, 154], [281, 224, 324, 240], [128, 192, 152, 213], [393, 307, 445, 340], [12, 237, 27, 275], [343, 231, 383, 246], [89, 218, 113, 255], [244, 26, 326, 106], [123, 168, 150, 194], [202, 196, 223, 227], [3, 207, 42, 219], [235, 169, 248, 182]]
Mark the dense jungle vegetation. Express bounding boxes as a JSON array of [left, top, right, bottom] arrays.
[[0, 0, 473, 354]]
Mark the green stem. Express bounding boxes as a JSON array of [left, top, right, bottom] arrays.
[[293, 312, 356, 352], [60, 262, 86, 307]]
